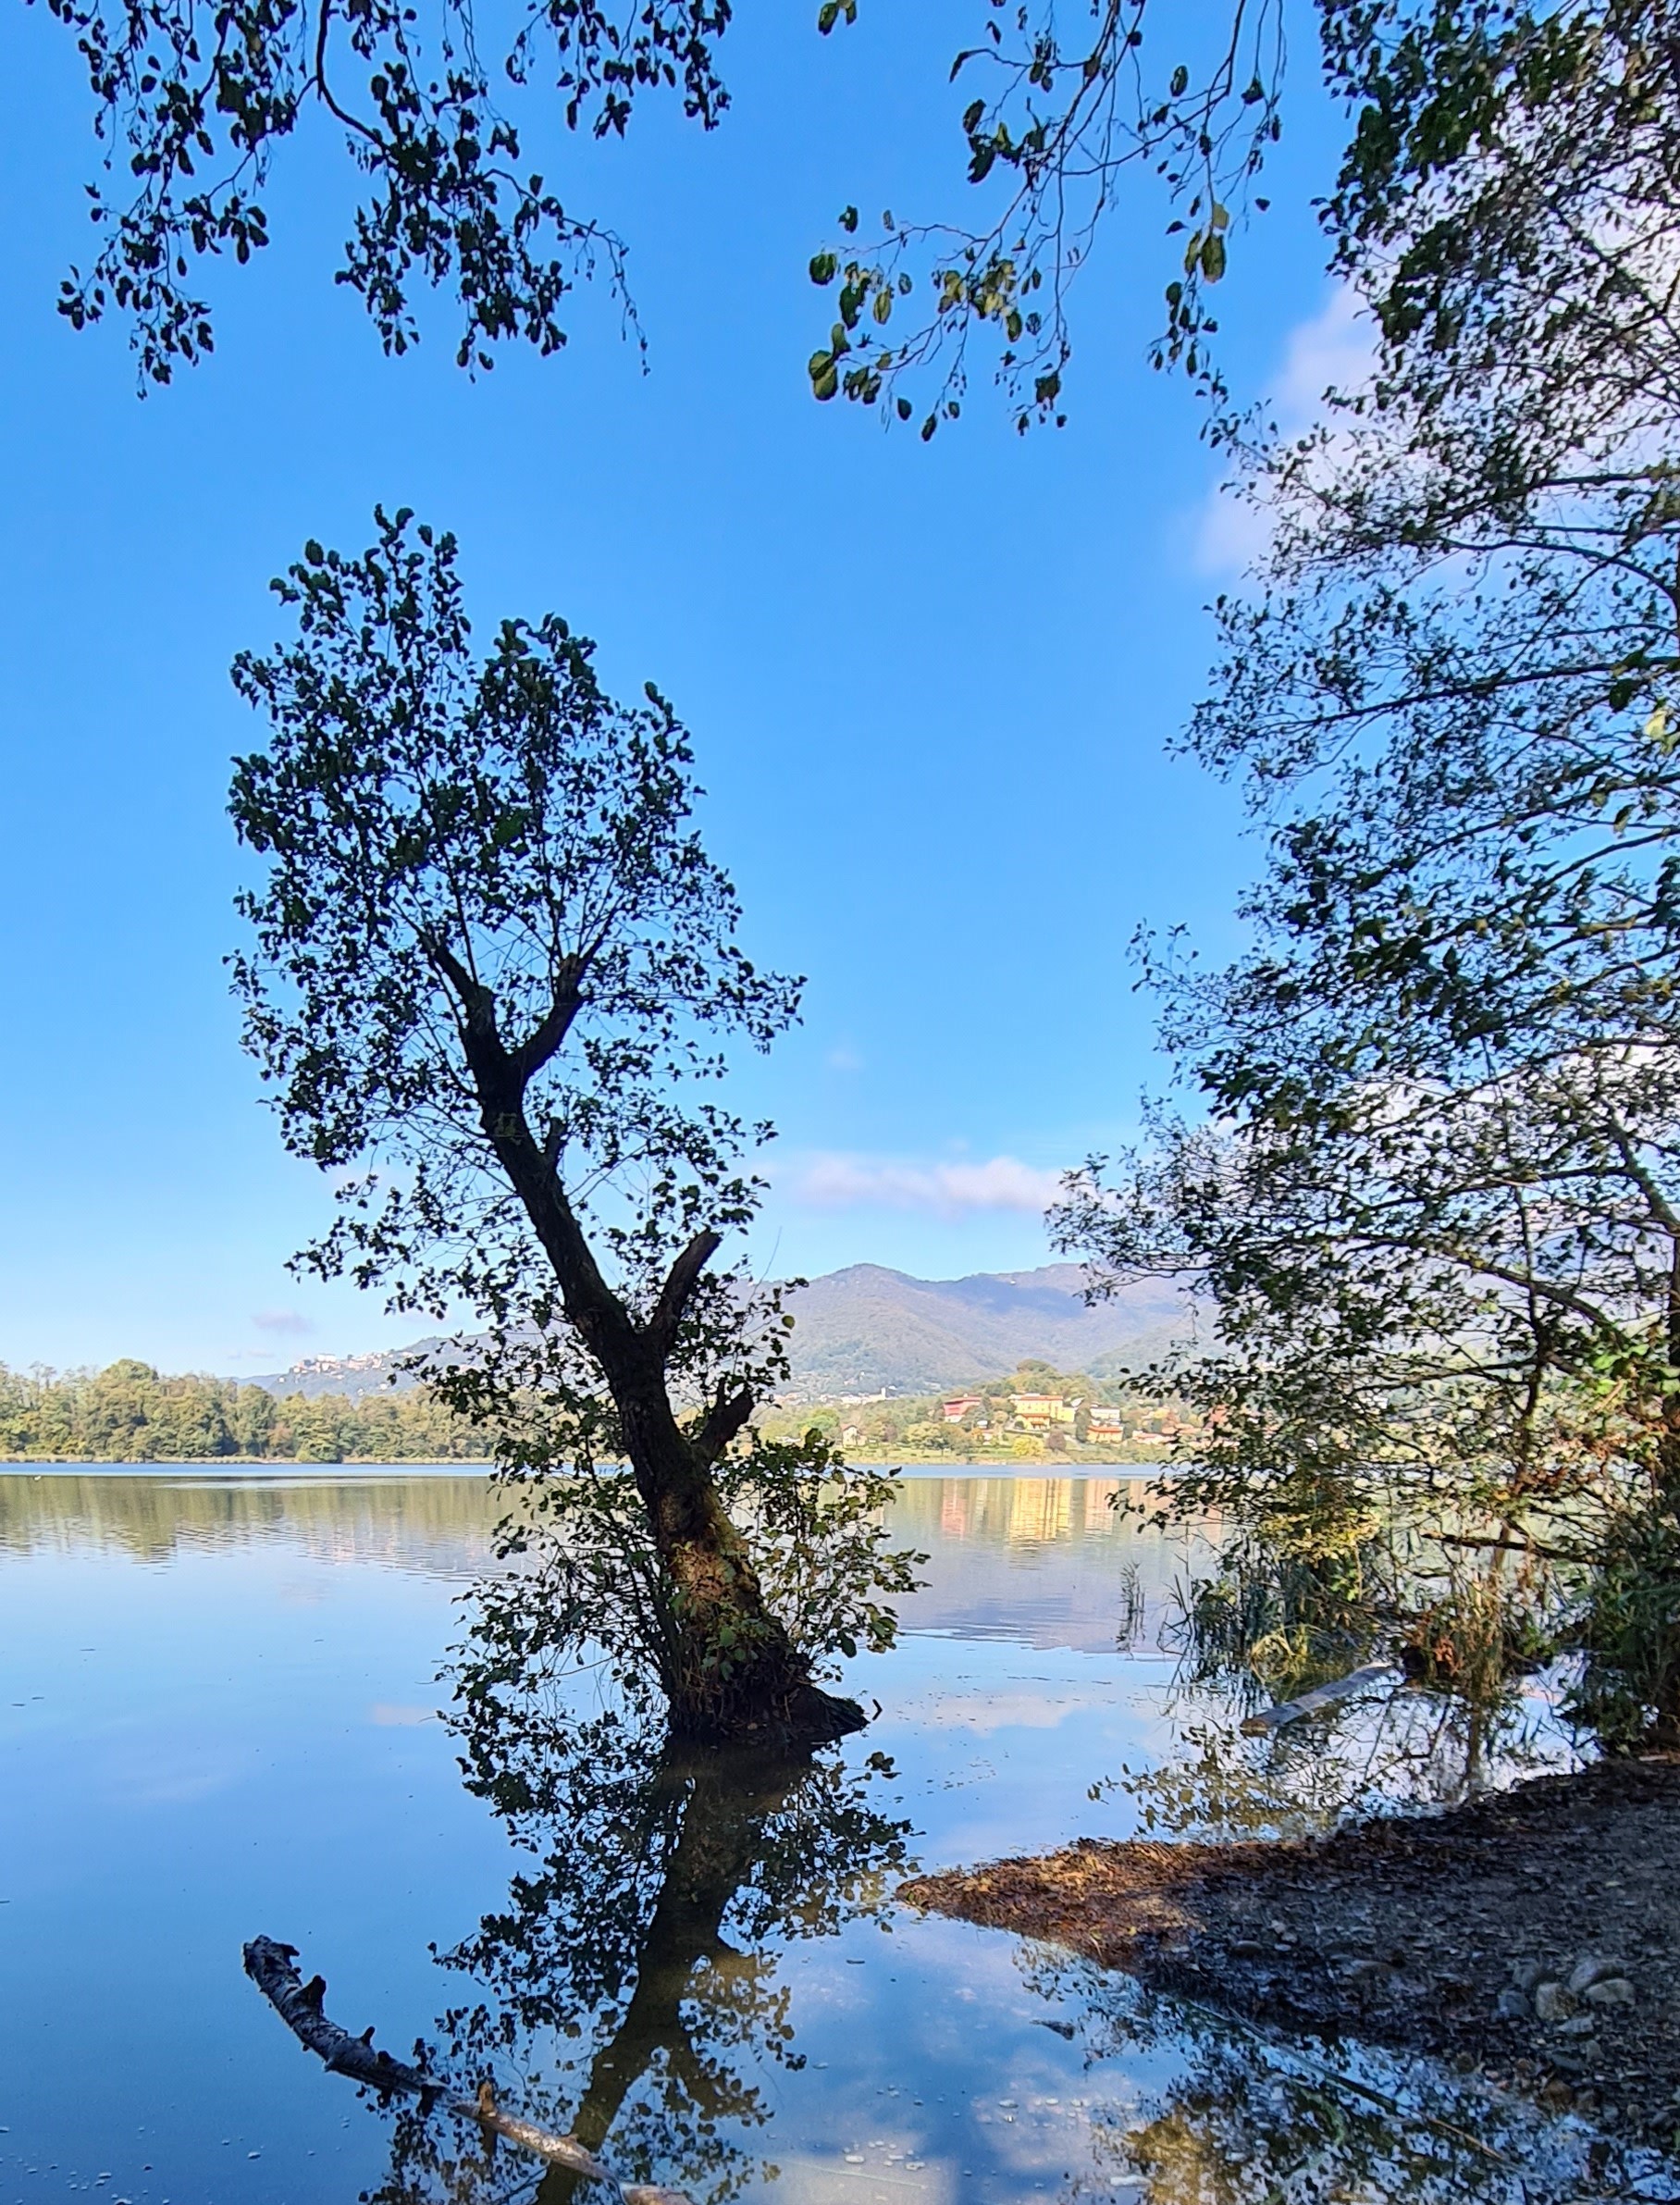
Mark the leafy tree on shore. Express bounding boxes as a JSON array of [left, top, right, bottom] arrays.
[[229, 508, 915, 1746], [1056, 0, 1680, 1746]]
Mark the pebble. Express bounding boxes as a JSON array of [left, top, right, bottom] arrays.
[[1569, 1954, 1623, 1995], [1340, 1957, 1393, 1989], [1559, 2015, 1599, 2039], [1534, 1980, 1572, 2023], [1496, 1988, 1532, 2021], [1511, 1959, 1548, 1993], [1586, 1976, 1635, 2008]]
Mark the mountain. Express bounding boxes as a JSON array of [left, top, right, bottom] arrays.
[[770, 1263, 1192, 1395], [248, 1263, 1196, 1403]]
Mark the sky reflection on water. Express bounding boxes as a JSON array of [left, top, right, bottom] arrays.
[[0, 1470, 1650, 2205]]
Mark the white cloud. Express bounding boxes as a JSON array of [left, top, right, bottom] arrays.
[[783, 1152, 1063, 1217], [253, 1307, 315, 1336], [1271, 282, 1377, 422], [1194, 285, 1377, 575]]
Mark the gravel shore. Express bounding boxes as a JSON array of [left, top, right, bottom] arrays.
[[901, 1752, 1680, 2149]]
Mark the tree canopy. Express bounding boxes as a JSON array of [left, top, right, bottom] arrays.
[[50, 0, 1625, 447], [21, 0, 1411, 409], [45, 0, 731, 380], [230, 508, 916, 1744]]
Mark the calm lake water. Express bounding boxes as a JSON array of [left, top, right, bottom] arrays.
[[0, 1470, 1659, 2205]]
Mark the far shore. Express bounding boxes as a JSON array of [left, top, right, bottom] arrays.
[[0, 1455, 1180, 1475]]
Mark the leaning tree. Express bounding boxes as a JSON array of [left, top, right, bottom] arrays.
[[229, 507, 914, 1747]]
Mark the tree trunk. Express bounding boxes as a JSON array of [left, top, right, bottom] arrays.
[[1660, 1230, 1680, 1500], [613, 1370, 865, 1747], [462, 1017, 865, 1750]]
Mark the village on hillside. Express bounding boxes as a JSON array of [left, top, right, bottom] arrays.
[[755, 1360, 1189, 1464]]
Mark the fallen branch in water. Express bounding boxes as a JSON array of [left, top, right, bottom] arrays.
[[242, 1935, 689, 2202], [1240, 1662, 1402, 1736]]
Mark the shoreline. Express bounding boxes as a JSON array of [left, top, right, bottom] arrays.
[[0, 1455, 1173, 1474], [902, 1752, 1680, 2151]]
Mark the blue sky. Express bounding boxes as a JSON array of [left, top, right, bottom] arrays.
[[0, 2, 1345, 1373]]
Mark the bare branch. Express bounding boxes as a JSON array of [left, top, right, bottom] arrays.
[[649, 1229, 722, 1353]]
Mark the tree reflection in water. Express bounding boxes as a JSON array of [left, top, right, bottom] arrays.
[[366, 1700, 910, 2205], [1096, 1680, 1569, 1852], [1015, 1952, 1660, 2205]]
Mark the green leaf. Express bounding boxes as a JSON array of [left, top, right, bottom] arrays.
[[809, 251, 837, 285]]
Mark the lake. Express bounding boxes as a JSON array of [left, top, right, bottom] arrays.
[[0, 1469, 1652, 2205]]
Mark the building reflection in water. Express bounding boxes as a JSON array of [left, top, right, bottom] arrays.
[[0, 1468, 1214, 1658]]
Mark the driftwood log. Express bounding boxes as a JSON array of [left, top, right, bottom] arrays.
[[242, 1936, 689, 2203], [1240, 1661, 1402, 1736]]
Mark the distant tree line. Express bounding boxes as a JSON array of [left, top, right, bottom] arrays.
[[0, 1355, 1182, 1466], [0, 1359, 486, 1463]]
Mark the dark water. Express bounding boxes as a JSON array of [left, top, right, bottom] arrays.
[[0, 1470, 1659, 2205]]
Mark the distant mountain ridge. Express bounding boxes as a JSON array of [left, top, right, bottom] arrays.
[[772, 1263, 1192, 1395], [250, 1262, 1195, 1402]]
